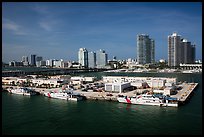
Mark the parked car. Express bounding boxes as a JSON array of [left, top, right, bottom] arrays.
[[106, 93, 113, 96]]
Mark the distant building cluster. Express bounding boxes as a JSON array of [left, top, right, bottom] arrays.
[[168, 32, 195, 67], [78, 48, 108, 68], [9, 54, 73, 68], [8, 49, 109, 69], [135, 32, 197, 67]]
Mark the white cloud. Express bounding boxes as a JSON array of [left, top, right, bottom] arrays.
[[38, 19, 60, 31], [32, 4, 50, 15], [31, 4, 62, 32], [2, 18, 27, 35], [39, 21, 52, 31], [3, 21, 19, 31]]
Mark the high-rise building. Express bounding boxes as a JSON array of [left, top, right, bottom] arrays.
[[36, 56, 43, 62], [150, 39, 155, 63], [55, 60, 64, 68], [168, 32, 181, 66], [22, 56, 29, 66], [168, 32, 196, 67], [22, 56, 28, 62], [181, 39, 190, 64], [9, 60, 23, 67], [137, 34, 155, 64], [30, 54, 36, 66], [113, 56, 117, 61], [46, 59, 53, 67], [191, 44, 196, 63], [96, 49, 108, 68], [36, 56, 43, 67], [78, 48, 88, 68], [88, 51, 96, 68]]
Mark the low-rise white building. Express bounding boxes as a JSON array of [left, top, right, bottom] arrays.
[[84, 77, 96, 82], [164, 87, 175, 96], [153, 89, 164, 94], [70, 76, 96, 85], [17, 78, 28, 84], [130, 80, 147, 88], [165, 82, 175, 87], [2, 77, 18, 85], [105, 82, 131, 93], [31, 78, 66, 87], [165, 78, 177, 84], [146, 79, 166, 88], [102, 76, 173, 88]]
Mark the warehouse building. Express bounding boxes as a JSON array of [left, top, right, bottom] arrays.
[[105, 82, 131, 93]]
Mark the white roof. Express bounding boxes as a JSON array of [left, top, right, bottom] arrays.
[[105, 82, 130, 85]]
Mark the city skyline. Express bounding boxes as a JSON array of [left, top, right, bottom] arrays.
[[2, 2, 202, 63]]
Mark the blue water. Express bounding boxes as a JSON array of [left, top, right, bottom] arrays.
[[2, 72, 202, 135]]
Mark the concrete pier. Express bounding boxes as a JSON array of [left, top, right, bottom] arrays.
[[2, 82, 198, 104], [171, 83, 198, 103]]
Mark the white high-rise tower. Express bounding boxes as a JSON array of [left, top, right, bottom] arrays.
[[78, 48, 88, 68]]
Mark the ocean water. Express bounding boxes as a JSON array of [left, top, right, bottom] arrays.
[[2, 72, 202, 135]]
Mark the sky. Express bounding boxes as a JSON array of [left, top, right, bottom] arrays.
[[2, 2, 202, 63]]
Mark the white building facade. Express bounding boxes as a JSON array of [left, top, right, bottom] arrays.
[[78, 48, 88, 68], [105, 82, 131, 93]]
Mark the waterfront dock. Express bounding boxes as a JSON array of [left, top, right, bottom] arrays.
[[77, 82, 198, 103], [2, 85, 137, 101], [2, 82, 198, 105], [171, 82, 198, 103]]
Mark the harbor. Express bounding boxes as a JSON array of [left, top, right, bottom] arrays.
[[2, 72, 202, 135]]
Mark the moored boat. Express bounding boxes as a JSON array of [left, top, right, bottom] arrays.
[[117, 93, 178, 107], [44, 89, 84, 101], [9, 87, 37, 96]]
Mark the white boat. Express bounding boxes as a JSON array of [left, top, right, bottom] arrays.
[[10, 87, 37, 96], [117, 94, 178, 107], [182, 70, 193, 73], [68, 94, 83, 101], [44, 90, 83, 101], [45, 91, 68, 100]]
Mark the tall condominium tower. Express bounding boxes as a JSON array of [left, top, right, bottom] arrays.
[[181, 39, 196, 64], [36, 56, 43, 67], [191, 44, 196, 63], [168, 32, 196, 67], [36, 56, 43, 62], [22, 56, 29, 66], [168, 32, 181, 67], [78, 48, 88, 68], [96, 49, 108, 68], [46, 59, 54, 67], [22, 56, 28, 62], [88, 51, 96, 68], [30, 54, 36, 66], [137, 34, 155, 64], [150, 39, 155, 63]]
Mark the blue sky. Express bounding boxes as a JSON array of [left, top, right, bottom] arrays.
[[2, 2, 202, 63]]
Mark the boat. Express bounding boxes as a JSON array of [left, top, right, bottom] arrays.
[[44, 89, 84, 101], [9, 87, 37, 96], [117, 93, 178, 107], [68, 94, 84, 101], [6, 87, 13, 93], [182, 70, 193, 73], [44, 91, 68, 100]]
